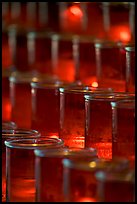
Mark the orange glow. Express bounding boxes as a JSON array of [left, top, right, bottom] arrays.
[[109, 25, 131, 43], [77, 197, 97, 202], [91, 81, 98, 88], [120, 31, 131, 42], [69, 5, 83, 17], [49, 134, 59, 139], [2, 100, 11, 121]]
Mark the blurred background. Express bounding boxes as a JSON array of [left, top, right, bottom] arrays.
[[2, 2, 135, 122]]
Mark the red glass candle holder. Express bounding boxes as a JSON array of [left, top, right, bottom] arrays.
[[51, 33, 77, 82], [84, 92, 135, 159], [95, 40, 127, 92], [75, 36, 97, 84], [2, 129, 40, 202], [58, 2, 87, 35], [101, 2, 132, 42], [9, 71, 56, 128], [59, 87, 113, 148], [111, 98, 135, 167], [62, 157, 130, 202], [96, 168, 135, 202], [8, 26, 54, 73], [85, 93, 114, 159], [5, 137, 64, 202], [31, 81, 74, 137], [34, 147, 97, 202], [27, 31, 54, 74]]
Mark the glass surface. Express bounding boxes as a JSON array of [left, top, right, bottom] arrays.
[[85, 93, 114, 159], [111, 98, 135, 168], [62, 157, 130, 202], [84, 92, 135, 159], [2, 129, 40, 202], [9, 71, 57, 129], [59, 87, 113, 148], [5, 137, 64, 202], [34, 147, 97, 202], [95, 40, 126, 92], [31, 81, 81, 137], [96, 168, 135, 202], [125, 46, 135, 92]]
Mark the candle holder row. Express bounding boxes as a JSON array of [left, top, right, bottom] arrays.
[[2, 128, 135, 202], [2, 29, 135, 91], [2, 2, 135, 41]]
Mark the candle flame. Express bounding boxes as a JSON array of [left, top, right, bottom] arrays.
[[91, 81, 98, 88], [69, 5, 83, 17], [77, 197, 97, 202], [120, 31, 130, 42]]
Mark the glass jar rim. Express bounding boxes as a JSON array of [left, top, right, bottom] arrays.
[[60, 87, 113, 94], [51, 33, 96, 43], [85, 92, 135, 101], [9, 71, 58, 84], [95, 169, 135, 182], [2, 129, 40, 139], [27, 30, 55, 39], [63, 157, 129, 172], [111, 98, 135, 108], [94, 40, 123, 48], [124, 46, 135, 52], [31, 81, 81, 89], [5, 137, 64, 149], [34, 147, 97, 157]]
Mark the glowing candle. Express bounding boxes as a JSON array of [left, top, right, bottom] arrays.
[[60, 3, 84, 33], [77, 197, 97, 202]]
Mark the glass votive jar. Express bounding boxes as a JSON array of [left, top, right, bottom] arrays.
[[5, 137, 64, 202], [111, 98, 135, 168], [84, 92, 135, 159], [27, 31, 54, 74], [2, 128, 40, 203], [51, 33, 77, 82], [73, 35, 97, 84], [101, 2, 132, 42], [94, 40, 125, 92], [62, 157, 130, 202], [125, 45, 135, 93], [31, 80, 76, 137], [59, 86, 113, 148], [9, 71, 57, 129], [8, 25, 30, 72], [85, 92, 114, 159], [34, 147, 97, 202], [8, 25, 54, 73], [58, 2, 88, 35], [95, 168, 135, 202]]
